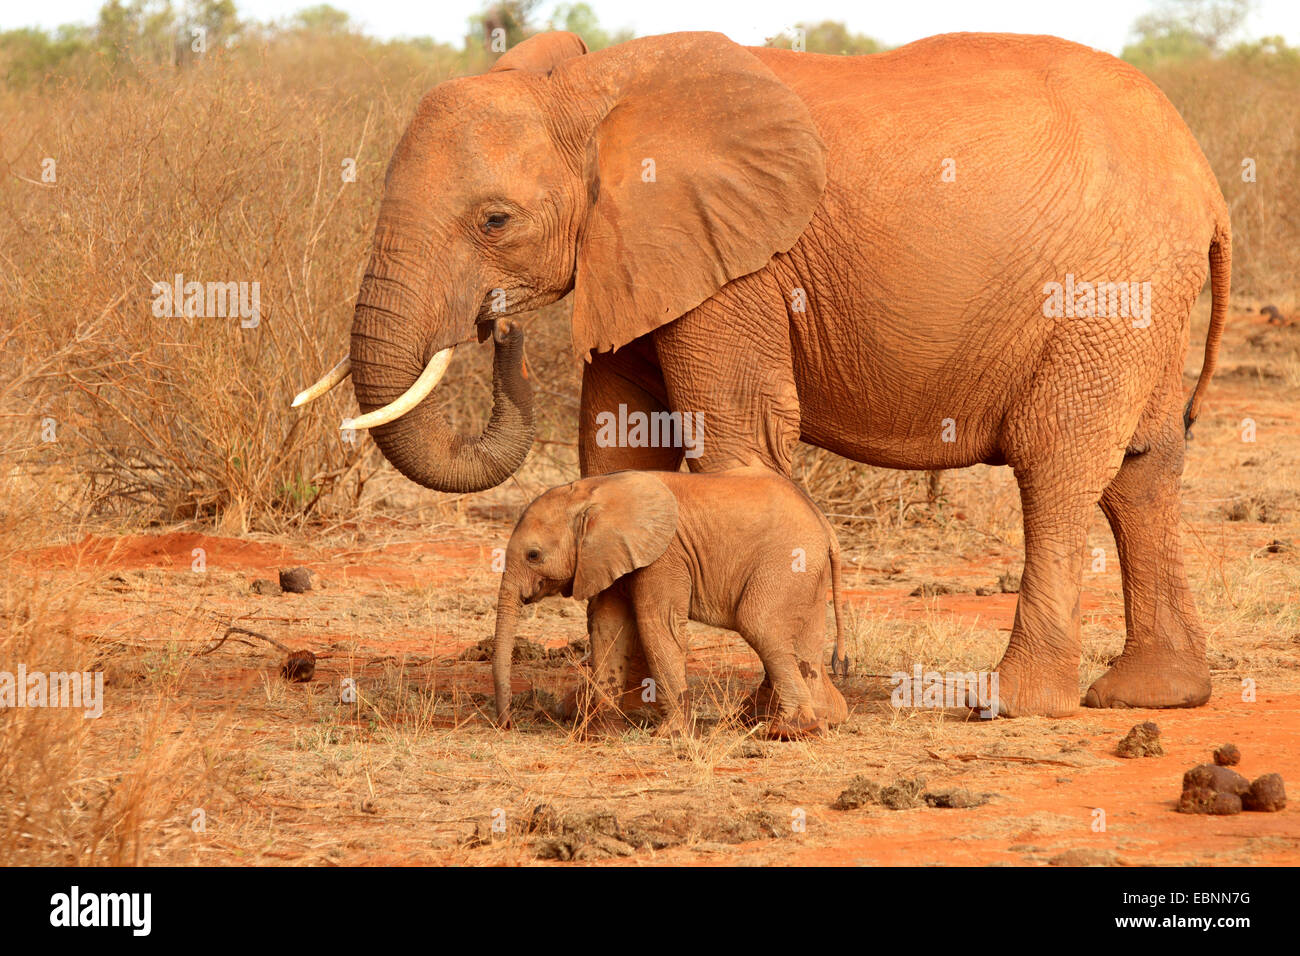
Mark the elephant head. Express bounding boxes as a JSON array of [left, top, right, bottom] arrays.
[[493, 471, 678, 726], [293, 30, 826, 492]]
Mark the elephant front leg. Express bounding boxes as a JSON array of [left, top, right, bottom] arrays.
[[653, 273, 803, 475], [575, 346, 682, 731], [630, 574, 694, 738], [568, 583, 652, 734]]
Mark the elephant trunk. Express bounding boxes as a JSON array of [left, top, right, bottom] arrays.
[[349, 274, 534, 494], [493, 578, 523, 728]]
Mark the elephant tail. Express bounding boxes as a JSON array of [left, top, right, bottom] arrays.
[[828, 537, 849, 678], [1184, 220, 1231, 437]]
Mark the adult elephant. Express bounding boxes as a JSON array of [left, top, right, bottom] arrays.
[[295, 30, 1229, 717]]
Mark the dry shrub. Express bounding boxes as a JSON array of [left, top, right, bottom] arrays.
[[0, 39, 465, 530], [0, 348, 215, 864], [1146, 56, 1300, 300]]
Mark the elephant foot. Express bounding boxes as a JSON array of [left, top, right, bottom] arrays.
[[1084, 657, 1211, 710], [764, 709, 825, 741], [746, 672, 847, 728], [982, 662, 1080, 718], [809, 675, 848, 726]]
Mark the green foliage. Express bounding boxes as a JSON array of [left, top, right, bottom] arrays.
[[550, 3, 633, 51], [1122, 0, 1253, 67], [765, 21, 886, 56], [0, 26, 92, 85], [291, 4, 353, 34], [1225, 34, 1300, 67]]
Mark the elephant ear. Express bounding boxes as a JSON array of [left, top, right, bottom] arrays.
[[490, 31, 588, 73], [572, 472, 678, 601], [566, 32, 827, 360]]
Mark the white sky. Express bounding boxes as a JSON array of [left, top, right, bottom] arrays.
[[6, 0, 1300, 54]]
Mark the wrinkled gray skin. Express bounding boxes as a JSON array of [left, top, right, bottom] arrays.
[[493, 468, 848, 737]]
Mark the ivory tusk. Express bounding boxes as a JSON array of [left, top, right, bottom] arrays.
[[291, 356, 352, 408], [340, 347, 455, 431]]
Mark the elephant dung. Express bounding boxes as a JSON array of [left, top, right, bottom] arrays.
[[279, 650, 316, 683], [1116, 721, 1164, 758], [1177, 763, 1251, 815], [457, 636, 547, 663], [278, 567, 314, 593], [1242, 773, 1287, 812], [833, 775, 926, 810], [924, 788, 992, 809], [1213, 743, 1241, 766], [1178, 788, 1242, 815]]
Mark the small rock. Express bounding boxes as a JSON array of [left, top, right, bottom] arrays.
[[998, 571, 1021, 594], [1242, 773, 1286, 812], [1213, 743, 1241, 766], [1117, 721, 1164, 758], [251, 578, 281, 595], [279, 567, 314, 593], [1266, 539, 1293, 554]]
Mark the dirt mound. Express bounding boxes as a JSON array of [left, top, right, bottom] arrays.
[[530, 807, 785, 860], [833, 775, 993, 811], [457, 637, 587, 664]]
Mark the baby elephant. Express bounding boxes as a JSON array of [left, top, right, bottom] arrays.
[[493, 467, 849, 737]]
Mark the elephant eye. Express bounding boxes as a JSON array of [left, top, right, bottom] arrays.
[[526, 548, 541, 563], [482, 212, 510, 235]]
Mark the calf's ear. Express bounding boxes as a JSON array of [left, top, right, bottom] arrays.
[[572, 472, 678, 600]]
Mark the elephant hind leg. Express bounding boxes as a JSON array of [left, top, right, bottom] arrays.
[[740, 637, 823, 738], [996, 391, 1131, 717], [991, 472, 1101, 717], [1086, 430, 1210, 709]]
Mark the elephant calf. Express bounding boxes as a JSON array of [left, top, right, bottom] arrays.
[[493, 467, 849, 737]]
